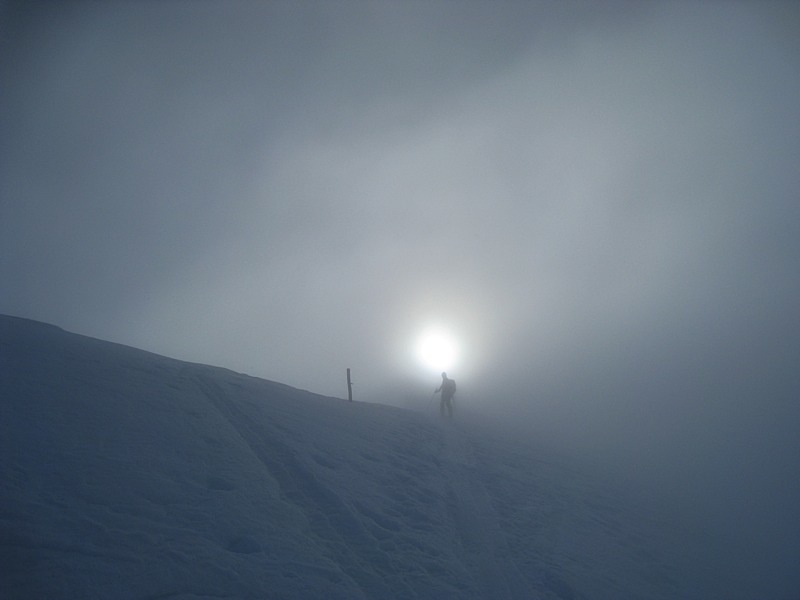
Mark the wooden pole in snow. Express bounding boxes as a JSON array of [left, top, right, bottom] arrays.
[[347, 368, 353, 402]]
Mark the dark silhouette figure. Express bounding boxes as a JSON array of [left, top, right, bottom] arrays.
[[435, 372, 456, 418]]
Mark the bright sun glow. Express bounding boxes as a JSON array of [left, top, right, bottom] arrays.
[[415, 328, 459, 372]]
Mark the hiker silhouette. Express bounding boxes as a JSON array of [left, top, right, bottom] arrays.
[[434, 372, 456, 418]]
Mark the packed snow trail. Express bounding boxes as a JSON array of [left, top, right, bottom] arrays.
[[437, 423, 531, 599]]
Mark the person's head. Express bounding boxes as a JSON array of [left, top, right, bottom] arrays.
[[441, 372, 447, 379]]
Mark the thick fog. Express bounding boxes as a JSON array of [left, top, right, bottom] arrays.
[[2, 0, 799, 577]]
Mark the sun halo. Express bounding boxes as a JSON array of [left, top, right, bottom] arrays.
[[415, 328, 459, 373]]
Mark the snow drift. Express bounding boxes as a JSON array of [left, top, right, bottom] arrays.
[[0, 315, 771, 599]]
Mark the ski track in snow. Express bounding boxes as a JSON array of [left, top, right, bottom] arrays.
[[437, 424, 530, 599], [1, 315, 777, 600]]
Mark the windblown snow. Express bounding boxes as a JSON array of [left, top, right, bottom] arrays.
[[0, 315, 781, 599]]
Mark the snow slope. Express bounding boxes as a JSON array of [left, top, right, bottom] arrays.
[[0, 315, 772, 599]]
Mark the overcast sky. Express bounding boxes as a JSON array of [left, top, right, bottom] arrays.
[[2, 0, 799, 555]]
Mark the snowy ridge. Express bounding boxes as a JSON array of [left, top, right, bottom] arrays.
[[2, 315, 712, 599]]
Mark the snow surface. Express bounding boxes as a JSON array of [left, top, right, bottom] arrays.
[[0, 315, 785, 599]]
